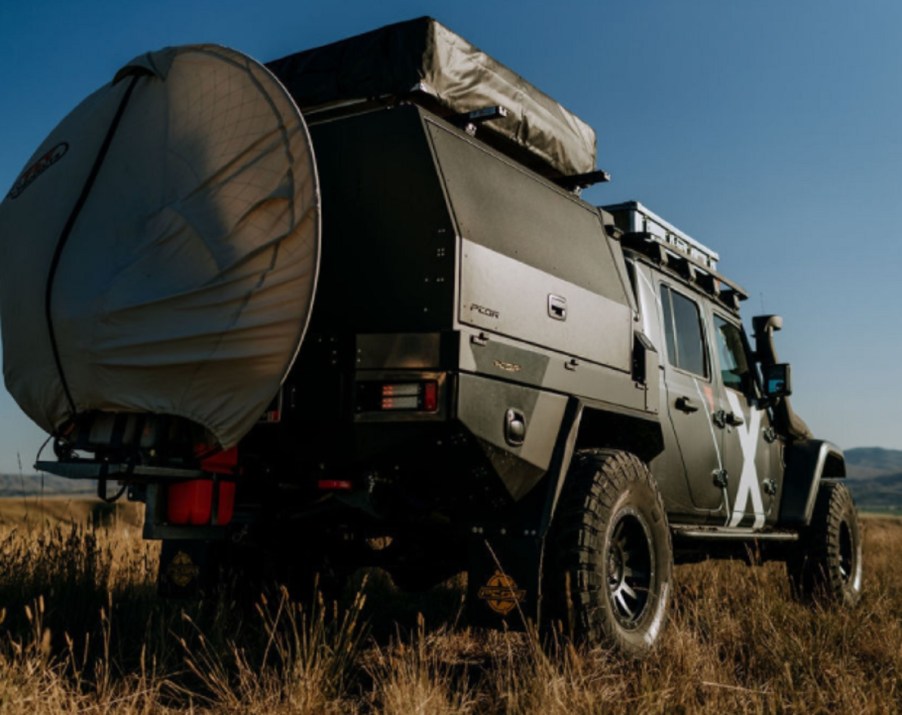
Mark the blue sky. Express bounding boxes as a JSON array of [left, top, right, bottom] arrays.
[[0, 0, 900, 471]]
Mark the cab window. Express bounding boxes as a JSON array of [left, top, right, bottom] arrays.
[[660, 285, 708, 377], [714, 315, 752, 393]]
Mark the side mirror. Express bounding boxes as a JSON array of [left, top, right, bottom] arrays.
[[752, 314, 783, 366], [762, 363, 792, 398], [752, 314, 783, 335]]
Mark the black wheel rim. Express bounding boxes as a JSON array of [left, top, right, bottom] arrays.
[[606, 511, 653, 628], [838, 520, 854, 583]]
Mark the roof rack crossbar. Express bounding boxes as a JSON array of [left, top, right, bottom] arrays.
[[620, 231, 748, 307], [602, 201, 748, 309]]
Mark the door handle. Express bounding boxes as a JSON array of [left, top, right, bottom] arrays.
[[675, 396, 699, 413], [712, 409, 744, 428]]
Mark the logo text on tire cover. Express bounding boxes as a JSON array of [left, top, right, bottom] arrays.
[[8, 142, 69, 199]]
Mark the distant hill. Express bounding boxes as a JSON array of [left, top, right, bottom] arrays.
[[0, 496, 143, 527], [842, 448, 902, 512], [844, 473, 902, 512], [0, 473, 94, 498], [844, 447, 902, 479]]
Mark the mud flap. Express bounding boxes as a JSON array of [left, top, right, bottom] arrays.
[[159, 539, 222, 598], [466, 531, 543, 630]]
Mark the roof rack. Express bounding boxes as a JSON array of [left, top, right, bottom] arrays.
[[602, 201, 748, 311], [603, 201, 719, 269]]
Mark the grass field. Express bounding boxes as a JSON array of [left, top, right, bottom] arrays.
[[0, 499, 899, 713]]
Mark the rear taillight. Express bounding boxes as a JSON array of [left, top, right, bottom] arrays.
[[422, 381, 438, 411], [357, 380, 440, 412], [317, 479, 353, 490]]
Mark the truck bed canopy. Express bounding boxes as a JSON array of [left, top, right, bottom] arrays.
[[267, 17, 597, 180]]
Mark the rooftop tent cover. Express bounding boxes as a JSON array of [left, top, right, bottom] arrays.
[[267, 17, 597, 179], [0, 45, 320, 449]]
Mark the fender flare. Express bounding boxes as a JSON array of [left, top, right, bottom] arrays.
[[537, 398, 583, 535], [537, 399, 664, 535], [779, 439, 846, 527]]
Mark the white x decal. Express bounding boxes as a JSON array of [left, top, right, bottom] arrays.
[[725, 391, 765, 528]]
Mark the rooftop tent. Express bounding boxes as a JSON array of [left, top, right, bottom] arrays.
[[0, 45, 320, 449], [267, 17, 598, 180]]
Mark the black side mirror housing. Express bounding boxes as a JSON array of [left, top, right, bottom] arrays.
[[762, 363, 792, 398], [752, 314, 783, 366]]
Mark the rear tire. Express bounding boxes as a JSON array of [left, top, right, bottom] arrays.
[[544, 449, 672, 657], [787, 481, 862, 606]]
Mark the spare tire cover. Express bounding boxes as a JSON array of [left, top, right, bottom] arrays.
[[0, 45, 320, 448]]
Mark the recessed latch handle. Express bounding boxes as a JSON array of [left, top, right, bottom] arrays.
[[548, 294, 567, 321]]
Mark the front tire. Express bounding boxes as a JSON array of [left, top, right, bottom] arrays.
[[544, 450, 672, 657], [787, 481, 862, 606]]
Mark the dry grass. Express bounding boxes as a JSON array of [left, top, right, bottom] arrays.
[[0, 500, 899, 714]]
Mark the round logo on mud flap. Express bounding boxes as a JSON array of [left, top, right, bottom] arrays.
[[167, 550, 200, 588], [477, 570, 526, 616]]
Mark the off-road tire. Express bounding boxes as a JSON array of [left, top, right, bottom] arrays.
[[787, 481, 862, 606], [544, 449, 672, 657]]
